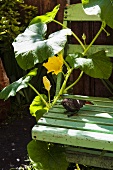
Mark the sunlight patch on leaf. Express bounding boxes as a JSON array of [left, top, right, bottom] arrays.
[[82, 0, 89, 5], [66, 51, 112, 79], [82, 0, 113, 28], [66, 53, 83, 68], [13, 22, 71, 70], [84, 5, 101, 16], [29, 94, 48, 119], [0, 68, 38, 100], [29, 4, 60, 25]]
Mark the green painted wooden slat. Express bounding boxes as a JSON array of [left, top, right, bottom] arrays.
[[66, 44, 113, 57], [45, 104, 113, 118], [45, 111, 113, 120], [41, 106, 113, 124], [91, 102, 113, 107], [44, 112, 113, 125], [79, 109, 113, 118], [66, 150, 113, 169], [49, 105, 65, 112], [49, 103, 113, 116], [52, 104, 113, 111], [32, 125, 113, 151], [82, 105, 113, 112], [62, 94, 113, 102], [38, 117, 113, 134], [66, 147, 113, 157], [64, 4, 100, 21]]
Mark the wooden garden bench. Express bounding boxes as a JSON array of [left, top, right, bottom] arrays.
[[32, 4, 113, 169]]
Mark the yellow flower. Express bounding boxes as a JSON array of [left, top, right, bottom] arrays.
[[43, 76, 51, 92], [43, 54, 63, 75]]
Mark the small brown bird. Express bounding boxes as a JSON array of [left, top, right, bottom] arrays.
[[61, 98, 86, 116]]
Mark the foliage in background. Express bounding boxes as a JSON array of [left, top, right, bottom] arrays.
[[0, 0, 38, 45], [0, 0, 38, 82], [0, 0, 38, 103]]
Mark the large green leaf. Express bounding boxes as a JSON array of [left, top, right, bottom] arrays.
[[66, 52, 83, 68], [12, 22, 71, 70], [29, 94, 48, 120], [82, 0, 113, 28], [29, 4, 60, 25], [27, 140, 69, 170], [66, 51, 112, 79], [0, 68, 38, 100]]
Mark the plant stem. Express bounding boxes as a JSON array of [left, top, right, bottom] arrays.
[[102, 27, 110, 36], [76, 164, 81, 170], [71, 31, 85, 50], [28, 83, 50, 108], [65, 70, 84, 92], [23, 89, 30, 103], [52, 68, 73, 106], [48, 91, 51, 105], [53, 19, 67, 29], [63, 59, 70, 70], [53, 19, 85, 50], [64, 22, 106, 93], [83, 21, 106, 56], [55, 72, 62, 96]]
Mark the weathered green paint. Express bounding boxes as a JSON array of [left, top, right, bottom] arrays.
[[63, 4, 113, 57], [67, 44, 113, 57], [64, 3, 100, 21], [62, 94, 113, 102], [66, 147, 113, 157], [32, 95, 113, 151], [66, 148, 113, 169]]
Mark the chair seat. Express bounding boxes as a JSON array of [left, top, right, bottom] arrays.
[[32, 95, 113, 152]]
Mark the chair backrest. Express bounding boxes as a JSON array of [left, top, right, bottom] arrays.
[[63, 3, 113, 57]]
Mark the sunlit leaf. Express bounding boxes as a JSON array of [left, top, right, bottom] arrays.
[[0, 68, 38, 100], [43, 53, 64, 75], [82, 0, 113, 28], [13, 22, 71, 70], [29, 4, 60, 25], [29, 94, 48, 118], [66, 51, 112, 79], [66, 52, 83, 68], [27, 140, 69, 170], [82, 0, 89, 5]]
